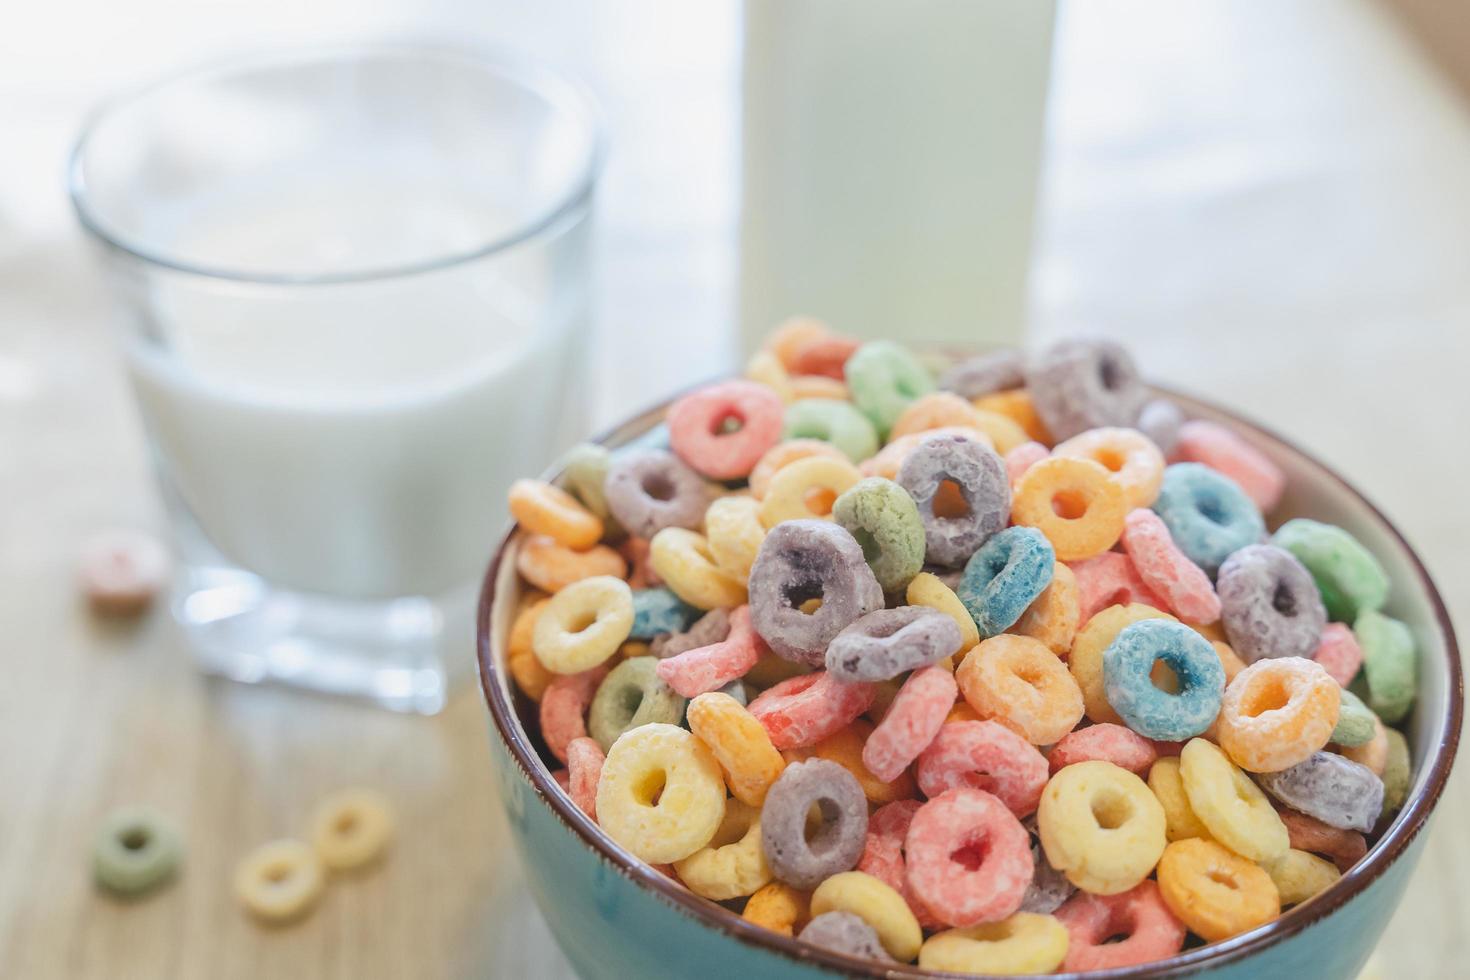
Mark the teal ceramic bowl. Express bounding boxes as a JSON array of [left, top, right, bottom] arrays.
[[476, 385, 1461, 979]]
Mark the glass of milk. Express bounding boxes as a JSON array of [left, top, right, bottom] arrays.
[[68, 46, 603, 713]]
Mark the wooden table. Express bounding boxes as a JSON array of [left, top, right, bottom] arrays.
[[2, 1, 1468, 977]]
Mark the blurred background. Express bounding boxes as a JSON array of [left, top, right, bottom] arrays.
[[3, 0, 1468, 977]]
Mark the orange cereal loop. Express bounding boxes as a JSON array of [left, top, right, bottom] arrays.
[[1192, 621, 1228, 644], [516, 535, 627, 594], [946, 700, 982, 724], [956, 635, 1084, 745], [1012, 561, 1080, 655], [743, 881, 812, 936], [790, 333, 861, 380], [858, 426, 993, 480], [888, 392, 983, 440], [1052, 427, 1166, 509], [764, 316, 832, 368], [508, 479, 604, 550], [789, 375, 850, 401], [618, 640, 651, 659], [783, 719, 917, 804], [1157, 838, 1280, 942], [1011, 456, 1128, 561], [1070, 604, 1177, 725], [750, 439, 848, 499], [1217, 658, 1340, 773], [973, 389, 1053, 445], [1338, 717, 1389, 776], [508, 596, 554, 700], [687, 692, 787, 806], [1213, 641, 1247, 684], [619, 536, 661, 589]]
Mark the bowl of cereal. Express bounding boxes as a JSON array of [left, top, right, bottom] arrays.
[[476, 324, 1461, 979]]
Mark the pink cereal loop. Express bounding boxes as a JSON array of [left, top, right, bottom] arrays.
[[1069, 551, 1169, 624], [1175, 419, 1286, 512], [1120, 508, 1222, 624], [656, 604, 767, 698], [859, 799, 943, 929], [1005, 441, 1050, 490], [1047, 723, 1159, 775], [747, 671, 877, 750], [915, 720, 1049, 818], [1055, 880, 1186, 971], [566, 737, 606, 821], [1312, 623, 1364, 687], [551, 769, 571, 792], [539, 664, 611, 763], [667, 379, 785, 481], [904, 787, 1033, 926], [862, 667, 958, 783]]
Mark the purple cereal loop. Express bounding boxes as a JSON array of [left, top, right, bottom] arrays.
[[1256, 751, 1385, 833], [938, 350, 1026, 400], [798, 911, 894, 962], [1020, 839, 1076, 914], [761, 759, 869, 889], [1137, 399, 1185, 457], [1217, 544, 1327, 662], [747, 521, 885, 666], [1025, 338, 1148, 441], [896, 433, 1010, 567], [650, 607, 731, 659], [825, 606, 964, 683], [604, 449, 711, 539]]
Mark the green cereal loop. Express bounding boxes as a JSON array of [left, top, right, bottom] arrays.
[[559, 442, 615, 522], [832, 477, 927, 593], [93, 807, 183, 896], [844, 341, 935, 436], [1379, 727, 1412, 819], [1272, 519, 1389, 622], [1354, 609, 1417, 724], [782, 399, 880, 462], [1329, 688, 1377, 747], [588, 656, 688, 751]]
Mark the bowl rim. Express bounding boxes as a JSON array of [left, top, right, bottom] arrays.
[[476, 381, 1463, 980]]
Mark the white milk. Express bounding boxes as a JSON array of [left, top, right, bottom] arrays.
[[127, 172, 583, 599]]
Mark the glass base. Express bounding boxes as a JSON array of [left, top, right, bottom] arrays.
[[173, 562, 474, 714]]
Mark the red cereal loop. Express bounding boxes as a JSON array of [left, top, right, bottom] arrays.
[[1174, 420, 1285, 512], [551, 769, 571, 792], [1120, 508, 1222, 624], [666, 380, 785, 480], [566, 737, 606, 821], [789, 334, 862, 380], [1312, 623, 1364, 687], [1055, 880, 1187, 971], [904, 788, 1033, 927], [748, 672, 877, 751], [539, 664, 611, 763], [915, 721, 1049, 818], [1068, 551, 1168, 624], [1277, 806, 1368, 872], [1048, 723, 1159, 775], [862, 667, 958, 783], [1004, 441, 1050, 489], [656, 605, 767, 698], [859, 800, 943, 930]]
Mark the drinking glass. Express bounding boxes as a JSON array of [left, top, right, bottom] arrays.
[[69, 45, 603, 713]]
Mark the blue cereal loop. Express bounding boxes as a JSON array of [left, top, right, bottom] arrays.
[[629, 587, 700, 640], [1103, 619, 1225, 740], [957, 526, 1056, 639], [1151, 463, 1264, 577]]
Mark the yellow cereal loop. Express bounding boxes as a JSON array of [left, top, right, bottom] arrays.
[[1158, 837, 1280, 942], [919, 914, 1070, 975], [1052, 427, 1166, 509], [1069, 604, 1176, 725], [746, 348, 794, 402], [704, 495, 766, 579], [1264, 848, 1341, 907], [973, 389, 1052, 445], [310, 789, 394, 871], [1012, 456, 1128, 561], [673, 799, 773, 901], [531, 576, 634, 674], [758, 456, 861, 527], [1179, 738, 1288, 863], [783, 719, 915, 804], [649, 528, 747, 609], [1012, 561, 1079, 655], [234, 839, 326, 923], [888, 392, 985, 440], [1038, 760, 1166, 895], [687, 693, 786, 807], [1148, 757, 1212, 843], [967, 407, 1032, 454], [508, 478, 605, 549], [596, 723, 727, 864], [742, 881, 811, 936], [508, 595, 555, 700], [790, 375, 849, 401], [810, 871, 923, 963], [906, 572, 980, 651]]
